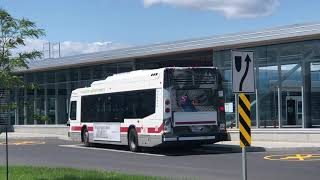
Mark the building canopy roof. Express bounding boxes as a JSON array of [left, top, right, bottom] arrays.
[[20, 23, 320, 73]]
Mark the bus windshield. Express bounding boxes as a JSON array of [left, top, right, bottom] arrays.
[[164, 68, 219, 112]]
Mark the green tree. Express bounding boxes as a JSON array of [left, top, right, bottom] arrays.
[[0, 8, 45, 124], [0, 8, 45, 89]]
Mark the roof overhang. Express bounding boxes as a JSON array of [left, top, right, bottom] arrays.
[[17, 23, 320, 73]]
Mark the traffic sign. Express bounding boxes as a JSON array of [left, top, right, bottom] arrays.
[[239, 93, 251, 148], [232, 51, 255, 93], [0, 119, 8, 132], [232, 51, 254, 180]]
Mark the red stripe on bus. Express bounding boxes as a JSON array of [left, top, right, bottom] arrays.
[[136, 127, 142, 133], [87, 127, 94, 131], [71, 126, 81, 131], [120, 127, 128, 132], [175, 121, 215, 125], [147, 123, 164, 133], [71, 126, 93, 132], [120, 127, 142, 133]]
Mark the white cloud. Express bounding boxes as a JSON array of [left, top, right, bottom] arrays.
[[143, 0, 279, 19], [14, 39, 130, 59]]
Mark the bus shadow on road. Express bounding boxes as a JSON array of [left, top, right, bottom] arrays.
[[150, 144, 266, 156], [90, 143, 265, 156]]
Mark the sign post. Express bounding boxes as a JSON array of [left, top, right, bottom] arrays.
[[239, 93, 251, 180], [0, 119, 9, 180], [5, 125, 8, 180], [232, 51, 255, 180]]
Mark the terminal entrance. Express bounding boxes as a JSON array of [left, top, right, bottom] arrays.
[[285, 96, 302, 126]]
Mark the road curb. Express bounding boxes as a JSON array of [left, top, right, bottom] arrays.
[[0, 136, 72, 141], [241, 146, 320, 152], [262, 146, 320, 152], [207, 144, 320, 153]]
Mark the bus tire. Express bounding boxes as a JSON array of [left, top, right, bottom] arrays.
[[128, 128, 140, 152], [83, 128, 91, 147]]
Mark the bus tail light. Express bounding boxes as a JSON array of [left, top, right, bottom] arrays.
[[165, 99, 171, 113]]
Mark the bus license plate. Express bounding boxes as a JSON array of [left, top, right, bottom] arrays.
[[191, 126, 204, 133]]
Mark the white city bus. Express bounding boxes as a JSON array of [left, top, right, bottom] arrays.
[[68, 67, 227, 152]]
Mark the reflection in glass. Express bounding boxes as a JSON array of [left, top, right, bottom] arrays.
[[311, 62, 320, 126], [281, 64, 302, 127], [258, 66, 278, 127]]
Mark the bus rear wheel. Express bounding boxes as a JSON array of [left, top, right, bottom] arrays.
[[128, 128, 140, 152]]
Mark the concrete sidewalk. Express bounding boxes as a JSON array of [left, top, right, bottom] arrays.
[[0, 132, 70, 141], [216, 140, 320, 152]]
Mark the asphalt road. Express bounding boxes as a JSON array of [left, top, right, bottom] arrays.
[[0, 139, 319, 180]]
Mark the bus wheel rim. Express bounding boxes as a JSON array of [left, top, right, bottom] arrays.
[[130, 133, 136, 149], [85, 131, 89, 143]]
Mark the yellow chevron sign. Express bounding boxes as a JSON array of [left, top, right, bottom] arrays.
[[239, 93, 251, 148]]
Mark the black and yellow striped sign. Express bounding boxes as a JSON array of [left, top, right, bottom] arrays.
[[239, 93, 251, 148]]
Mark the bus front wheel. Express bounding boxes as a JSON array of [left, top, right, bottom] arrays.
[[128, 128, 140, 152]]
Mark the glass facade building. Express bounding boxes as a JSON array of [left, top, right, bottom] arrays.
[[214, 40, 320, 128], [6, 23, 320, 129]]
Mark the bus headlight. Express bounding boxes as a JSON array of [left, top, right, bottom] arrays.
[[164, 118, 172, 133]]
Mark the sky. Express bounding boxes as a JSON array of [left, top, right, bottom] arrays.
[[1, 0, 320, 57]]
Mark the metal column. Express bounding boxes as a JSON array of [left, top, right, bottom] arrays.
[[235, 94, 239, 128], [44, 77, 48, 125], [255, 89, 259, 128], [278, 87, 281, 128], [301, 86, 305, 128], [33, 88, 37, 124], [302, 61, 312, 128], [55, 82, 58, 125], [14, 89, 19, 125], [23, 88, 27, 125], [277, 64, 282, 128]]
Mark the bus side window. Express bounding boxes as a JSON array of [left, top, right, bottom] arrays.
[[109, 94, 125, 123], [137, 89, 155, 118], [70, 101, 77, 120]]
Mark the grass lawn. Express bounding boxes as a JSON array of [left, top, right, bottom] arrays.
[[0, 166, 172, 180]]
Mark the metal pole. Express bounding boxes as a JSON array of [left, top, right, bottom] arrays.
[[255, 89, 259, 128], [235, 94, 239, 128], [58, 42, 61, 58], [278, 87, 281, 128], [6, 126, 8, 180], [48, 42, 51, 58], [301, 86, 305, 128], [242, 147, 247, 180]]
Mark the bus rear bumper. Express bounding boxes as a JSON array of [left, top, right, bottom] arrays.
[[163, 136, 216, 141], [162, 132, 228, 144]]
